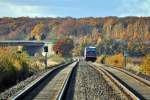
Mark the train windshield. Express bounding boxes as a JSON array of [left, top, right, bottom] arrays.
[[86, 51, 96, 56]]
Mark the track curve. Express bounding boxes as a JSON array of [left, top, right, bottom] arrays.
[[92, 63, 150, 100]]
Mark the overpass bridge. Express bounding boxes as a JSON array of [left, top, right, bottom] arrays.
[[0, 40, 51, 46], [0, 40, 53, 56]]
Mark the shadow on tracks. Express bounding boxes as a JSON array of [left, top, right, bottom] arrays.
[[22, 65, 67, 100], [63, 63, 78, 100]]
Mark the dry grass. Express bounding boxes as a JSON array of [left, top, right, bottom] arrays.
[[0, 47, 65, 93], [0, 47, 45, 92], [98, 53, 150, 76], [49, 55, 65, 64], [126, 63, 140, 73]]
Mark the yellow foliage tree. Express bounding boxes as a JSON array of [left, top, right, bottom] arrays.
[[31, 22, 44, 40], [105, 53, 124, 68], [140, 54, 150, 75]]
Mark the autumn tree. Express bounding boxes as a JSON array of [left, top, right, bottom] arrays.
[[30, 22, 45, 40], [53, 37, 74, 57], [140, 54, 150, 75]]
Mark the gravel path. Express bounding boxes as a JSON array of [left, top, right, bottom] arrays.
[[70, 61, 123, 100]]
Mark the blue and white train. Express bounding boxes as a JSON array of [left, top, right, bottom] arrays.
[[84, 46, 97, 62]]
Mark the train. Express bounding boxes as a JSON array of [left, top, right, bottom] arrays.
[[84, 46, 97, 62]]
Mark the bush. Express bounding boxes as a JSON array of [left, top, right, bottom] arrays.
[[105, 53, 124, 68], [140, 54, 150, 75], [96, 55, 106, 64], [0, 47, 31, 91]]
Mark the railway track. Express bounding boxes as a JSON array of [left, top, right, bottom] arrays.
[[72, 61, 127, 100], [10, 61, 78, 100], [91, 63, 150, 100]]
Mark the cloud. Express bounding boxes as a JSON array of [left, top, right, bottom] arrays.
[[0, 0, 149, 17], [118, 0, 150, 16], [0, 1, 56, 17]]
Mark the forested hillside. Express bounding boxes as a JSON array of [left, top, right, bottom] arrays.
[[0, 17, 150, 40], [0, 17, 150, 56]]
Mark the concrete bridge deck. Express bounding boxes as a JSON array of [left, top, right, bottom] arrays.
[[0, 40, 46, 46]]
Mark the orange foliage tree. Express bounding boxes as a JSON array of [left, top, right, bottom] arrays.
[[53, 37, 74, 57]]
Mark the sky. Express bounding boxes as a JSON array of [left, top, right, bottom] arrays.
[[0, 0, 150, 18]]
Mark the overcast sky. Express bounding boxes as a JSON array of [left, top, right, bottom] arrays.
[[0, 0, 150, 17]]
